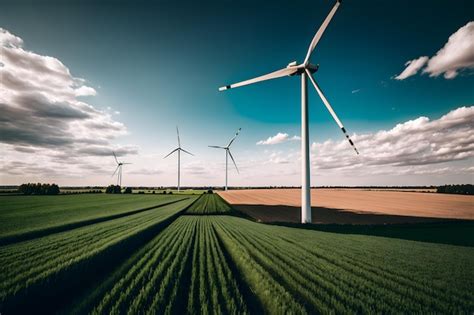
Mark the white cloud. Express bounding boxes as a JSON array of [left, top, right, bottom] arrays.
[[267, 152, 291, 164], [394, 56, 429, 80], [0, 28, 23, 47], [424, 21, 474, 79], [351, 89, 361, 94], [242, 106, 473, 186], [74, 85, 97, 97], [256, 132, 300, 145], [395, 21, 474, 80], [0, 28, 137, 180], [311, 106, 474, 172]]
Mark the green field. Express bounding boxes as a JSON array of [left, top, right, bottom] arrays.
[[0, 194, 473, 313], [0, 194, 188, 243], [185, 193, 233, 214]]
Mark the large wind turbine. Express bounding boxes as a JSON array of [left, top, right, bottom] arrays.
[[209, 128, 241, 191], [164, 126, 194, 192], [218, 0, 358, 223], [112, 152, 131, 186]]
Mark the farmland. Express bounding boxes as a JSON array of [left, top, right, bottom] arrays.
[[0, 194, 188, 243], [185, 193, 233, 214], [74, 217, 249, 314], [219, 188, 474, 223], [0, 196, 197, 313], [0, 192, 473, 313]]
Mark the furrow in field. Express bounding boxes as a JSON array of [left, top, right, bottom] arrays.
[[128, 220, 194, 313], [90, 220, 181, 313], [212, 219, 306, 314], [185, 194, 233, 215], [0, 197, 196, 313], [278, 234, 453, 311], [232, 226, 364, 311], [90, 218, 193, 314], [1, 201, 182, 290], [248, 228, 429, 312], [84, 217, 249, 314], [0, 196, 189, 246], [219, 220, 337, 313], [277, 229, 472, 309], [211, 216, 474, 314], [0, 195, 188, 244]]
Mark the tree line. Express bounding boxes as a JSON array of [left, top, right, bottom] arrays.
[[437, 184, 473, 195], [18, 183, 60, 195]]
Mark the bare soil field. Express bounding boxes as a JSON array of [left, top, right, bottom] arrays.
[[219, 189, 474, 224]]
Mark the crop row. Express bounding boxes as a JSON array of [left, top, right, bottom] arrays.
[[75, 217, 248, 314], [185, 194, 233, 215], [0, 194, 186, 242], [0, 197, 196, 313], [212, 216, 474, 314]]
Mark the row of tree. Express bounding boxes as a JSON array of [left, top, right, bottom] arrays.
[[18, 183, 60, 195], [105, 185, 133, 194], [437, 184, 473, 195]]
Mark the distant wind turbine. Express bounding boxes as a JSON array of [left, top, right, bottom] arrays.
[[218, 0, 358, 223], [209, 128, 241, 191], [164, 126, 194, 192], [112, 152, 131, 186]]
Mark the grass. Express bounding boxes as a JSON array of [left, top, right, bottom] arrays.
[[73, 217, 248, 314], [186, 193, 233, 214], [0, 193, 473, 313], [212, 216, 474, 313], [0, 194, 186, 242], [0, 197, 197, 313]]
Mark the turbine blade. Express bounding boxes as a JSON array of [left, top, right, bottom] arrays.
[[111, 165, 120, 177], [219, 66, 299, 91], [176, 126, 181, 147], [112, 151, 119, 164], [227, 127, 241, 147], [209, 145, 226, 149], [228, 150, 240, 174], [122, 162, 132, 165], [306, 70, 359, 155], [180, 148, 194, 156], [303, 0, 342, 64], [164, 148, 179, 159]]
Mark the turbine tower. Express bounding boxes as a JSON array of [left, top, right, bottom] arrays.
[[218, 0, 358, 223], [112, 152, 131, 186], [164, 126, 194, 192], [209, 128, 241, 191]]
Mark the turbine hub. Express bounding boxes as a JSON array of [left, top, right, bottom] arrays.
[[305, 63, 319, 73]]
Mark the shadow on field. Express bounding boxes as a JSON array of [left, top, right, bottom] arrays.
[[234, 204, 474, 247], [0, 200, 198, 315], [0, 197, 189, 246]]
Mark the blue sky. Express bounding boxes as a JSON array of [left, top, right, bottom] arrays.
[[1, 0, 473, 186]]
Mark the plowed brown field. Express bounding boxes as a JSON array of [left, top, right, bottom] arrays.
[[219, 189, 474, 224]]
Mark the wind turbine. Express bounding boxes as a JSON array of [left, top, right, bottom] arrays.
[[164, 126, 194, 192], [218, 0, 358, 223], [209, 128, 241, 191], [112, 152, 131, 187]]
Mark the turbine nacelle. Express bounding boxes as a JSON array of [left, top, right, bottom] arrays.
[[305, 63, 319, 73], [290, 62, 319, 75]]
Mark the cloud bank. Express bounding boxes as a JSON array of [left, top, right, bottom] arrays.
[[395, 21, 474, 80], [257, 106, 473, 184], [257, 132, 300, 145], [0, 27, 137, 180], [312, 106, 474, 172]]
